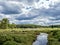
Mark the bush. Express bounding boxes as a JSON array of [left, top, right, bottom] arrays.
[[13, 36, 27, 43], [3, 41, 18, 45], [0, 34, 13, 44]]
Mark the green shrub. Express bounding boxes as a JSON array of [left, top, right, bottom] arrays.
[[3, 41, 18, 45], [13, 36, 27, 43], [0, 34, 13, 44]]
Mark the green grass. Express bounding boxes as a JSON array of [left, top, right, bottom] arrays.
[[0, 28, 60, 45]]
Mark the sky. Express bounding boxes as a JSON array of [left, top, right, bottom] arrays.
[[0, 0, 60, 25]]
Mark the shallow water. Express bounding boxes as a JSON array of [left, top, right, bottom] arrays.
[[33, 33, 48, 45]]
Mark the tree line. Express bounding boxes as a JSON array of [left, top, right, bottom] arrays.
[[0, 18, 60, 29]]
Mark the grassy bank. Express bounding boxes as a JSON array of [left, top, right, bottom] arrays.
[[0, 28, 60, 45]]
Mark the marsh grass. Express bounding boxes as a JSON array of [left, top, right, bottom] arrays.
[[0, 28, 60, 45]]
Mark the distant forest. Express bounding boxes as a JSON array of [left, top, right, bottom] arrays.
[[0, 18, 60, 29]]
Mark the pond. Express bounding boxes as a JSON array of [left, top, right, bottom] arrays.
[[33, 33, 48, 45]]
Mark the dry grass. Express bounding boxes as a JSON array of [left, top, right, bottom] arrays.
[[0, 28, 60, 32]]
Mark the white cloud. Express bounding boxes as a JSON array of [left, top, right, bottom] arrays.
[[0, 0, 60, 25]]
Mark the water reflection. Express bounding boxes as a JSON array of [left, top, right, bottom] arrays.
[[33, 33, 48, 45]]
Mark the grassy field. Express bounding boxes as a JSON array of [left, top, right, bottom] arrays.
[[0, 28, 60, 32], [0, 28, 60, 45]]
